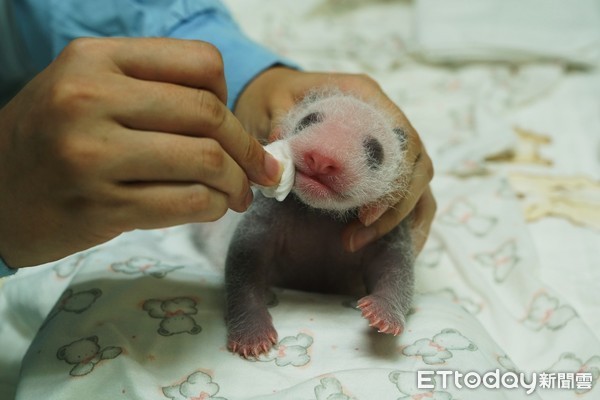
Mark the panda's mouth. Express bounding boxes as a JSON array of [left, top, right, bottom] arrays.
[[294, 171, 345, 200]]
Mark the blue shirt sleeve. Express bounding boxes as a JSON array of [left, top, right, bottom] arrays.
[[12, 0, 297, 109], [0, 255, 17, 277]]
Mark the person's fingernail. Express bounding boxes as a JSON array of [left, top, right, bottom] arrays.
[[264, 153, 282, 184], [349, 227, 377, 252], [359, 204, 389, 227], [363, 211, 382, 227]]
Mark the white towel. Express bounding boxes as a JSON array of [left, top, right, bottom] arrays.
[[256, 140, 296, 201], [412, 0, 600, 67]]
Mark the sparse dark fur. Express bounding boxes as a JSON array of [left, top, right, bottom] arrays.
[[225, 193, 414, 358]]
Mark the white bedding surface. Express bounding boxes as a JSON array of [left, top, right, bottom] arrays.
[[1, 1, 599, 399]]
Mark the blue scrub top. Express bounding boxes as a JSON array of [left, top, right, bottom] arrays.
[[4, 0, 294, 109]]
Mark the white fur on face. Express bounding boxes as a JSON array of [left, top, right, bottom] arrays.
[[278, 90, 410, 214]]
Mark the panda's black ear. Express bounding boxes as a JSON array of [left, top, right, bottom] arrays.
[[393, 127, 408, 150], [393, 127, 406, 139]]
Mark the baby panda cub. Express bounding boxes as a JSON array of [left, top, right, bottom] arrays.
[[226, 90, 414, 358]]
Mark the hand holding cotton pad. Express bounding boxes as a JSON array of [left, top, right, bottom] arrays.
[[255, 140, 295, 201]]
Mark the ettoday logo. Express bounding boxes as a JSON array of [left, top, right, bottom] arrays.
[[417, 370, 594, 394]]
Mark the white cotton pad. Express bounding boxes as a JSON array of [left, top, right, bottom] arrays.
[[255, 140, 295, 201]]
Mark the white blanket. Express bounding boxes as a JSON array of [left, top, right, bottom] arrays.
[[412, 0, 600, 66], [1, 0, 599, 399]]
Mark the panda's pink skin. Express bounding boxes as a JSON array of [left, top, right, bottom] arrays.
[[225, 91, 414, 358]]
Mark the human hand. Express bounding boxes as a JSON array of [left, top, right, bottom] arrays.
[[235, 67, 435, 254], [0, 37, 281, 267]]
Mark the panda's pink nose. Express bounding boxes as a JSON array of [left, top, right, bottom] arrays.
[[304, 151, 340, 176]]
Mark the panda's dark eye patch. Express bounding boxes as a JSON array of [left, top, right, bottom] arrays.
[[363, 136, 384, 170], [393, 127, 408, 150], [294, 112, 325, 133]]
